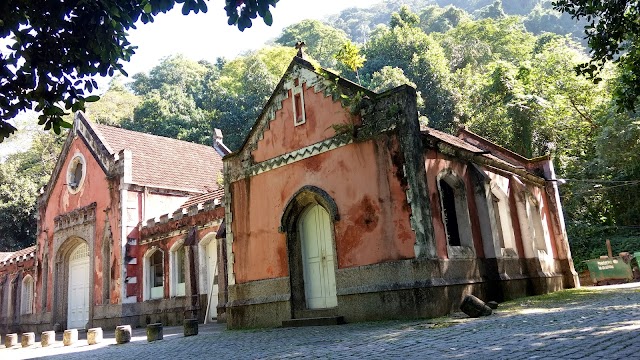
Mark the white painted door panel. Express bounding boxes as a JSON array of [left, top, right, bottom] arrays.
[[68, 254, 89, 329], [300, 205, 337, 309], [207, 240, 219, 320]]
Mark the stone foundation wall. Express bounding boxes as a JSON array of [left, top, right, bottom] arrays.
[[0, 312, 52, 334], [0, 295, 223, 335], [226, 257, 573, 329], [93, 296, 207, 329]]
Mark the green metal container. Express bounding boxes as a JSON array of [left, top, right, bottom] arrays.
[[584, 256, 633, 285]]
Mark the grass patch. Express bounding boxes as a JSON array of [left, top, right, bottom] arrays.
[[498, 288, 602, 312]]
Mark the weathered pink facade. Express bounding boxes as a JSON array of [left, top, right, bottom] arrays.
[[0, 247, 36, 333], [1, 54, 579, 333], [0, 114, 227, 333], [223, 55, 579, 328]]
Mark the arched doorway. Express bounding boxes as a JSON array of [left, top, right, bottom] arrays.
[[199, 234, 219, 321], [299, 204, 337, 309], [67, 242, 90, 329], [205, 238, 218, 320]]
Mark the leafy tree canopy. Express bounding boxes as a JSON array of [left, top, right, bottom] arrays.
[[0, 0, 278, 143], [0, 131, 65, 251], [275, 20, 349, 68], [553, 0, 640, 110]]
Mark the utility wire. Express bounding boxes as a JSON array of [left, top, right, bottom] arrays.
[[562, 179, 640, 184], [561, 181, 640, 195]]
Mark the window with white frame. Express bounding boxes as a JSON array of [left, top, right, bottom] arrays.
[[66, 153, 86, 193], [437, 171, 475, 257], [21, 275, 34, 315], [491, 187, 517, 257], [148, 250, 164, 300], [292, 78, 306, 126], [170, 243, 186, 297], [527, 198, 550, 255]]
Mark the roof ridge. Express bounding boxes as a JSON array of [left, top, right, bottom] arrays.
[[94, 123, 215, 151]]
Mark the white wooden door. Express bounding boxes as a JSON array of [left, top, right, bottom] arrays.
[[68, 243, 90, 329], [206, 240, 219, 320], [299, 205, 337, 309]]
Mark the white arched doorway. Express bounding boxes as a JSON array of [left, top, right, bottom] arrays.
[[199, 234, 218, 321], [299, 204, 337, 309], [67, 243, 90, 329]]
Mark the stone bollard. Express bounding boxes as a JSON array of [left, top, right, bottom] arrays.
[[63, 329, 78, 346], [115, 325, 132, 344], [87, 327, 103, 345], [183, 318, 198, 337], [5, 333, 18, 348], [21, 332, 36, 347], [460, 294, 493, 318], [146, 323, 163, 342], [41, 330, 56, 347]]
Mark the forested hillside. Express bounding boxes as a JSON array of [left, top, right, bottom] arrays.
[[2, 0, 638, 268]]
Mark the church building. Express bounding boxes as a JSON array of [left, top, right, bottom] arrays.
[[1, 52, 578, 333]]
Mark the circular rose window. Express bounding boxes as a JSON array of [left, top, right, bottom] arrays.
[[67, 154, 86, 193]]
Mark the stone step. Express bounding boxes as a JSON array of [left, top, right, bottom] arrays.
[[282, 316, 346, 328]]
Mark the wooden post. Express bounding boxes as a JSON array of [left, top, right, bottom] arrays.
[[184, 227, 199, 320], [606, 239, 613, 258]]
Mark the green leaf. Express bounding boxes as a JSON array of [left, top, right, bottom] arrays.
[[263, 10, 273, 26], [143, 3, 152, 14], [85, 95, 100, 102]]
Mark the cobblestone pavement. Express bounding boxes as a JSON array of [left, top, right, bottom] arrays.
[[2, 284, 639, 360]]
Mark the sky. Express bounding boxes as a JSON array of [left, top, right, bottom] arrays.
[[124, 0, 374, 76], [0, 0, 376, 159]]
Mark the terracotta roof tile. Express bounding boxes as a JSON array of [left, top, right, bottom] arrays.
[[93, 124, 222, 193], [423, 128, 524, 169], [0, 245, 36, 266], [180, 188, 225, 210], [424, 128, 486, 153]]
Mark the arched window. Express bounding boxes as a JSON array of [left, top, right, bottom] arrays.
[[144, 248, 164, 300], [491, 186, 517, 257], [527, 198, 550, 256], [170, 242, 186, 297], [437, 170, 475, 258], [21, 275, 34, 315]]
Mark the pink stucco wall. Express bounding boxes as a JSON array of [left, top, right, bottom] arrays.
[[231, 80, 414, 283], [252, 83, 361, 163], [36, 136, 121, 312], [424, 149, 485, 259], [425, 149, 559, 260]]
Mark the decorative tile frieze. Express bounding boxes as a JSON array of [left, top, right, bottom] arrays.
[[230, 134, 353, 182], [54, 202, 97, 231], [141, 200, 223, 234]]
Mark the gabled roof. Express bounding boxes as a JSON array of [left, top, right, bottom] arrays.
[[93, 124, 222, 193], [422, 126, 549, 182], [40, 113, 223, 207], [179, 188, 225, 210], [229, 55, 373, 157]]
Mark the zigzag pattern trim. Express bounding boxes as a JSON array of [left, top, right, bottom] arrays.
[[247, 65, 336, 158], [248, 134, 353, 178]]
